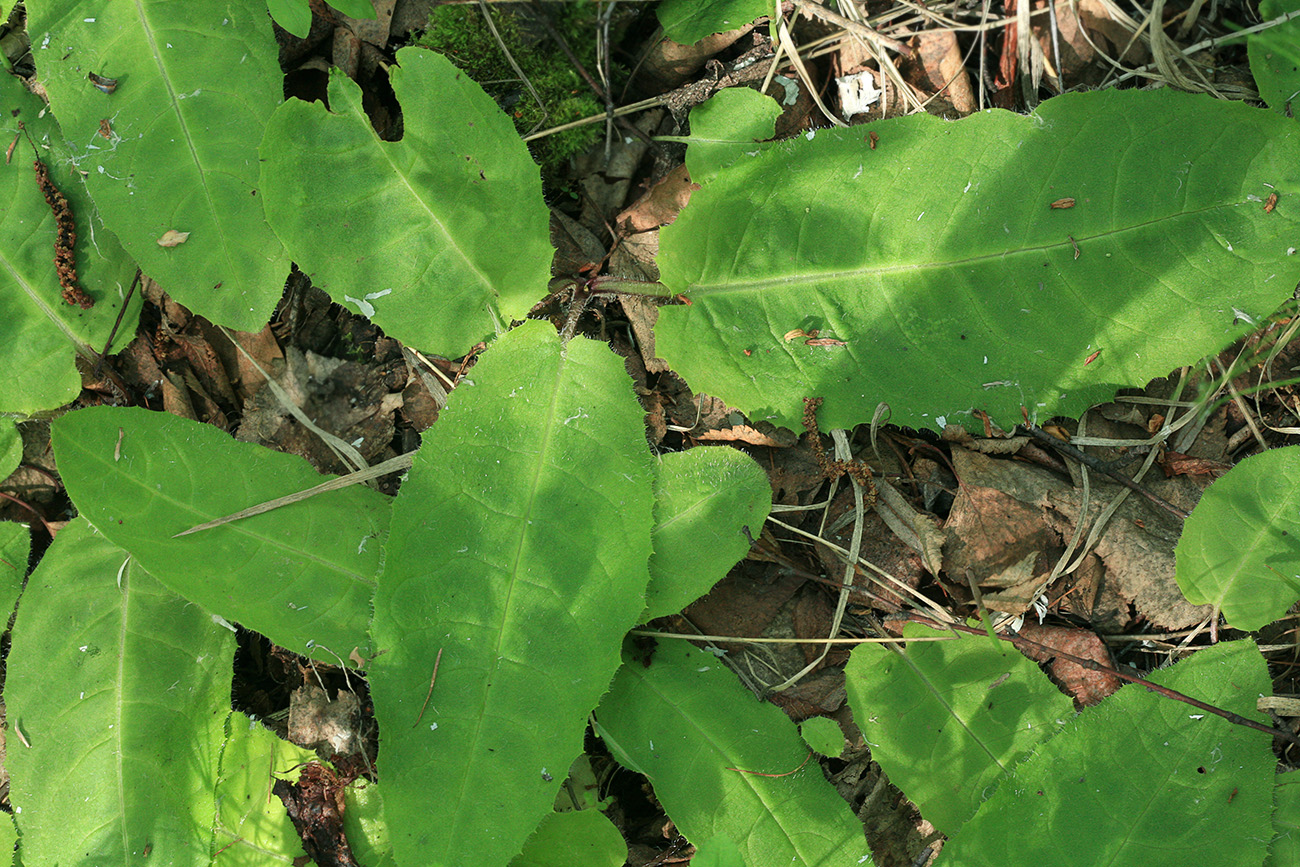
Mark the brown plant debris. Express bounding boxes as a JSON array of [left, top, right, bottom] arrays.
[[273, 762, 361, 867], [802, 397, 875, 495], [31, 149, 92, 309]]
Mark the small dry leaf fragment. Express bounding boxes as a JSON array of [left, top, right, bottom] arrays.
[[1265, 192, 1279, 213], [1042, 423, 1070, 441], [87, 72, 118, 94], [157, 229, 190, 247], [1050, 197, 1076, 209]]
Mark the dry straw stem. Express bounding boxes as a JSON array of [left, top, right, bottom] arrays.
[[174, 451, 415, 537], [219, 325, 369, 473]]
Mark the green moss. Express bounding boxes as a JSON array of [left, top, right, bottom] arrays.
[[415, 3, 615, 182]]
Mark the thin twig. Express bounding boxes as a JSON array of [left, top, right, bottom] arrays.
[[1017, 424, 1189, 519]]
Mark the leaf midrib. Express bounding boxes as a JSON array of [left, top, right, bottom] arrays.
[[443, 343, 568, 853], [341, 76, 496, 301], [132, 1, 227, 264], [682, 202, 1239, 296]]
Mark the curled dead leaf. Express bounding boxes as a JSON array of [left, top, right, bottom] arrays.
[[87, 72, 118, 94]]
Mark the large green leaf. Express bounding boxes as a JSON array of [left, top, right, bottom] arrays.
[[52, 406, 389, 658], [0, 71, 140, 415], [658, 88, 1300, 431], [644, 446, 771, 621], [7, 518, 236, 866], [844, 623, 1074, 835], [1249, 0, 1300, 115], [595, 641, 870, 867], [25, 0, 289, 331], [1175, 445, 1300, 630], [937, 639, 1274, 866], [260, 46, 551, 352], [369, 321, 655, 867]]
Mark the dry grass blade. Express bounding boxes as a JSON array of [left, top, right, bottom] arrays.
[[173, 452, 414, 537], [219, 325, 369, 473]]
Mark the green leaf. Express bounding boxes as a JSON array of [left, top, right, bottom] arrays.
[[0, 71, 140, 415], [0, 420, 20, 481], [260, 46, 551, 352], [644, 447, 771, 621], [51, 405, 389, 658], [266, 0, 312, 39], [329, 0, 376, 19], [656, 0, 770, 45], [0, 815, 12, 867], [369, 321, 655, 867], [0, 521, 30, 624], [658, 88, 1300, 431], [690, 836, 748, 867], [798, 716, 845, 758], [681, 86, 781, 184], [844, 623, 1073, 835], [510, 811, 627, 867], [212, 714, 316, 866], [1175, 445, 1300, 630], [25, 0, 289, 332], [1269, 769, 1300, 867], [937, 639, 1274, 867], [595, 640, 871, 867], [7, 518, 236, 865], [1249, 0, 1300, 114], [345, 781, 396, 867]]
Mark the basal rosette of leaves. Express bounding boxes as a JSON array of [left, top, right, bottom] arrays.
[[6, 1, 1300, 864]]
